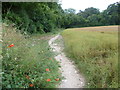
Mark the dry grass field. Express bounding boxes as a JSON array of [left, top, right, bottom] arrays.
[[71, 25, 118, 32], [62, 25, 118, 88]]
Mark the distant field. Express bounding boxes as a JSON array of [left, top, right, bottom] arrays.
[[62, 26, 118, 88], [70, 25, 118, 32]]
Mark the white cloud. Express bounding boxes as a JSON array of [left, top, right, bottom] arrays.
[[61, 0, 119, 12]]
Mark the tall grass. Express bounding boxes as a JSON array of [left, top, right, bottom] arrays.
[[62, 26, 118, 88], [2, 23, 61, 88]]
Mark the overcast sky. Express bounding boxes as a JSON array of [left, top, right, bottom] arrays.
[[61, 0, 119, 13]]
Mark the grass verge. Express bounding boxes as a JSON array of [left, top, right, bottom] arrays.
[[2, 23, 61, 88], [62, 26, 118, 88]]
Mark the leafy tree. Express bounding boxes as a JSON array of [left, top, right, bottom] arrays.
[[87, 14, 102, 26], [77, 7, 100, 19], [64, 8, 76, 14], [2, 2, 120, 33]]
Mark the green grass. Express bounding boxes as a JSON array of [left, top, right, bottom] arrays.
[[0, 23, 2, 88], [2, 23, 61, 88], [62, 26, 118, 88]]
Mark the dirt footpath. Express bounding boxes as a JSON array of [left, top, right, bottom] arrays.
[[49, 34, 85, 88]]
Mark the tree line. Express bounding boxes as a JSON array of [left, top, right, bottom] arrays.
[[2, 2, 120, 34]]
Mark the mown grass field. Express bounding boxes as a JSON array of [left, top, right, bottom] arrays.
[[2, 23, 61, 88], [62, 25, 118, 88]]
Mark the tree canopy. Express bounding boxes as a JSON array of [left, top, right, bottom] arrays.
[[2, 2, 120, 34]]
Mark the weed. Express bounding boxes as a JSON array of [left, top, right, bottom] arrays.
[[2, 23, 61, 88]]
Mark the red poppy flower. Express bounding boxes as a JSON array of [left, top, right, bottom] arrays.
[[46, 68, 50, 71], [8, 44, 14, 47], [46, 79, 51, 82], [55, 78, 59, 81], [26, 75, 30, 79], [29, 84, 34, 87]]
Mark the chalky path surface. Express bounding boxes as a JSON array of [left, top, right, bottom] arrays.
[[49, 34, 85, 88]]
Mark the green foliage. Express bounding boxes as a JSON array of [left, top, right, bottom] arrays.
[[64, 8, 76, 14], [1, 1, 119, 88], [101, 2, 120, 25], [2, 2, 119, 33], [2, 2, 64, 34], [62, 26, 118, 88], [2, 24, 61, 88], [78, 7, 100, 19]]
